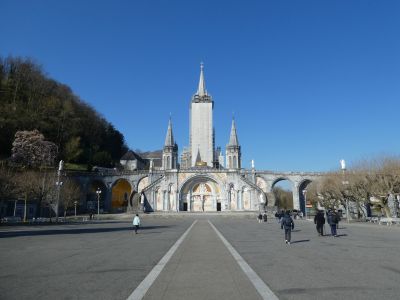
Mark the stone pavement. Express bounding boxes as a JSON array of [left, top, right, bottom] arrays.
[[1, 215, 400, 300], [138, 220, 266, 300]]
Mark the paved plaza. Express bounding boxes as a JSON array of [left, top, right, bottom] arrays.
[[1, 215, 400, 300]]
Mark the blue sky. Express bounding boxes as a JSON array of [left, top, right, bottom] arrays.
[[1, 0, 399, 172]]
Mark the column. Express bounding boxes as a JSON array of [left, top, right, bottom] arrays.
[[163, 191, 167, 211], [176, 191, 180, 212], [292, 183, 300, 211]]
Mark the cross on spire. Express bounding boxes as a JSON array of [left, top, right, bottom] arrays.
[[197, 62, 207, 96]]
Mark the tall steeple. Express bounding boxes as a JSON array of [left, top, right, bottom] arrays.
[[162, 117, 178, 170], [196, 62, 207, 96], [228, 118, 239, 147], [164, 117, 174, 147], [190, 63, 214, 167]]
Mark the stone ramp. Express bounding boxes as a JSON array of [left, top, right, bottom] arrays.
[[141, 219, 263, 300]]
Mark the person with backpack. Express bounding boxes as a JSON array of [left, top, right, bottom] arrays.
[[314, 210, 325, 236], [280, 210, 295, 245], [327, 210, 339, 237]]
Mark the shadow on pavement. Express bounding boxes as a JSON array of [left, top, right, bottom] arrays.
[[290, 239, 310, 244], [0, 225, 172, 238]]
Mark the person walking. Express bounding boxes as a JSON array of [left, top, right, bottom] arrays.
[[133, 214, 141, 234], [314, 210, 325, 236], [257, 213, 263, 223], [263, 212, 268, 222], [327, 210, 339, 237], [281, 210, 294, 245]]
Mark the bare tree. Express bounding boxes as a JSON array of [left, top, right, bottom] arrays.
[[14, 170, 57, 220], [315, 172, 343, 210], [315, 156, 400, 218], [60, 178, 81, 220], [273, 187, 293, 210]]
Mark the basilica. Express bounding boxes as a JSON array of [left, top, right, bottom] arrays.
[[137, 64, 267, 212]]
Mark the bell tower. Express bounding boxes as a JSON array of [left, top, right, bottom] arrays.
[[190, 63, 214, 167]]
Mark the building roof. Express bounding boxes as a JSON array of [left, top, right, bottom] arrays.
[[120, 150, 145, 162]]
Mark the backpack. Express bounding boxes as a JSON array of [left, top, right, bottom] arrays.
[[283, 216, 292, 227]]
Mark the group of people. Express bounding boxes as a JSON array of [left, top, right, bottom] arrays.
[[257, 212, 268, 223], [133, 208, 341, 240], [274, 208, 341, 245], [315, 209, 341, 237]]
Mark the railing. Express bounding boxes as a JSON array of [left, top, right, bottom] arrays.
[[64, 168, 325, 177]]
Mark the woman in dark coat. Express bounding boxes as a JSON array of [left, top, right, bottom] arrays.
[[314, 210, 325, 236]]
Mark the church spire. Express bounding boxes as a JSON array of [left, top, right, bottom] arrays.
[[164, 117, 174, 147], [228, 118, 239, 146], [196, 62, 207, 96], [163, 117, 178, 170], [195, 148, 202, 165]]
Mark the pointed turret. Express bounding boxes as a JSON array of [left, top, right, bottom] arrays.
[[162, 118, 178, 170], [164, 118, 174, 147], [228, 118, 239, 147], [196, 62, 207, 96], [226, 118, 241, 169], [195, 148, 202, 165]]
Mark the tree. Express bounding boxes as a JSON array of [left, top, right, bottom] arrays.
[[11, 130, 58, 167], [1, 56, 128, 165], [64, 136, 83, 163], [14, 170, 56, 219], [0, 164, 17, 218], [315, 172, 343, 210], [273, 187, 293, 210], [314, 156, 400, 218], [92, 151, 113, 167], [60, 178, 81, 220]]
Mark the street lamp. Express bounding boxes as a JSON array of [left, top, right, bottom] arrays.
[[340, 159, 350, 223], [96, 188, 102, 219], [302, 189, 307, 219]]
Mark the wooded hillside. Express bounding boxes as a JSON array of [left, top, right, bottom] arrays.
[[0, 56, 127, 167]]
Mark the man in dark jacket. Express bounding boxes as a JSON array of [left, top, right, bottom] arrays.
[[280, 210, 294, 245], [327, 210, 339, 237], [314, 210, 325, 236]]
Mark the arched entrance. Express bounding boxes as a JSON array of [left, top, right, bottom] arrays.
[[179, 176, 222, 212], [111, 179, 132, 213], [272, 178, 294, 210]]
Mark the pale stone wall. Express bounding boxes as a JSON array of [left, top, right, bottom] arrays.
[[190, 102, 213, 166], [243, 188, 251, 210]]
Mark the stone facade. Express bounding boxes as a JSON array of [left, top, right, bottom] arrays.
[[67, 65, 322, 213]]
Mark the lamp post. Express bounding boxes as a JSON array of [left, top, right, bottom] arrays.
[[55, 160, 64, 222], [340, 159, 350, 223], [302, 189, 307, 219], [96, 188, 102, 219]]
